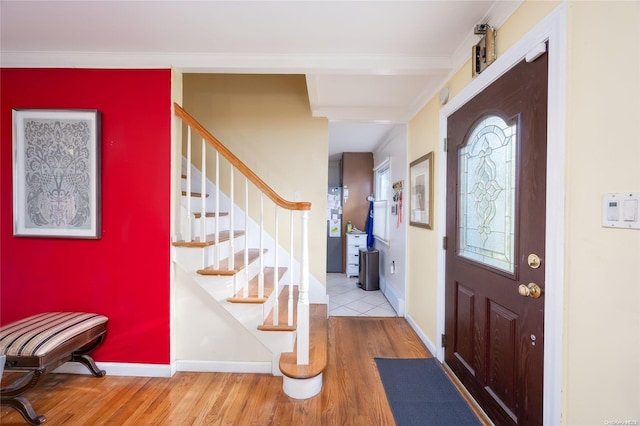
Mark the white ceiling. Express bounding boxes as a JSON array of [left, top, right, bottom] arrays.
[[0, 0, 522, 160]]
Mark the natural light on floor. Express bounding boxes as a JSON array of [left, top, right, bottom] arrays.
[[327, 273, 397, 317]]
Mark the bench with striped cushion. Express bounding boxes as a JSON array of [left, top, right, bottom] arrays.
[[1, 312, 108, 425]]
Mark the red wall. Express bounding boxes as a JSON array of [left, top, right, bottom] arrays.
[[0, 69, 171, 364]]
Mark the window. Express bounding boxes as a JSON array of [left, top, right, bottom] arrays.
[[458, 115, 516, 272], [376, 162, 391, 202], [374, 159, 391, 243]]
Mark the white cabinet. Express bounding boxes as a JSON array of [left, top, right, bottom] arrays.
[[346, 233, 367, 277]]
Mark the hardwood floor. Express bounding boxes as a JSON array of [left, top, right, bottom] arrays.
[[0, 317, 480, 425]]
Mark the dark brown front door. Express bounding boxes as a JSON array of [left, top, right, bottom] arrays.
[[445, 52, 548, 425]]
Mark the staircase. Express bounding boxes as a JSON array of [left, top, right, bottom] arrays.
[[171, 103, 327, 399]]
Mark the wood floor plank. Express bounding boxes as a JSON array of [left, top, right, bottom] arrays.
[[0, 317, 488, 425]]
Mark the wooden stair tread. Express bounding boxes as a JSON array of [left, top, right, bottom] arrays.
[[181, 190, 209, 198], [172, 230, 245, 248], [194, 212, 229, 218], [181, 190, 208, 198], [197, 248, 265, 276], [258, 285, 298, 331], [227, 266, 286, 303], [279, 304, 328, 379]]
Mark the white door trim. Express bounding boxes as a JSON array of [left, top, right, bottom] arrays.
[[435, 3, 567, 425]]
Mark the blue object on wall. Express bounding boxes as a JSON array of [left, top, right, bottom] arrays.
[[366, 199, 374, 249]]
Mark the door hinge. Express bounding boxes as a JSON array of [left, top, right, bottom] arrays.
[[441, 334, 447, 348], [442, 236, 448, 250], [444, 138, 448, 152]]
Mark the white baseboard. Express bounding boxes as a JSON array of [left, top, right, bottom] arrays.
[[383, 284, 405, 316], [175, 360, 272, 374], [53, 362, 174, 378], [53, 359, 274, 377], [405, 313, 438, 357]]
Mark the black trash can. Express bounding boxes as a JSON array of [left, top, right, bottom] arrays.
[[358, 249, 379, 291]]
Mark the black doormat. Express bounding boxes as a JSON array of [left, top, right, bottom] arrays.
[[375, 357, 482, 426]]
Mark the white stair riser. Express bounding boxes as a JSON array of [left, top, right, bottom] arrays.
[[180, 180, 230, 214], [190, 216, 232, 240], [192, 269, 292, 330], [194, 272, 235, 302], [179, 205, 241, 242], [173, 245, 226, 272], [173, 243, 266, 283]]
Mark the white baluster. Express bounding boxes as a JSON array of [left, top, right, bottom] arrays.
[[229, 165, 235, 274], [214, 151, 220, 269], [258, 193, 264, 299], [273, 206, 279, 326], [200, 138, 206, 244], [297, 210, 310, 365], [186, 126, 192, 242], [288, 210, 294, 326], [243, 178, 249, 298]]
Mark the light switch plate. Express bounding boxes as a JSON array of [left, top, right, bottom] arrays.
[[602, 192, 640, 229]]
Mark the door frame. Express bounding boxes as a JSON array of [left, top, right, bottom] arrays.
[[435, 4, 567, 425]]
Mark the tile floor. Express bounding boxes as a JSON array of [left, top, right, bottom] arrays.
[[327, 273, 397, 317]]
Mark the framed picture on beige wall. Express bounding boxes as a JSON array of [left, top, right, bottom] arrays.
[[409, 152, 433, 229]]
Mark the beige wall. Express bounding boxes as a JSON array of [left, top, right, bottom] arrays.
[[183, 74, 328, 284], [407, 99, 441, 336], [564, 2, 639, 424], [407, 0, 640, 424]]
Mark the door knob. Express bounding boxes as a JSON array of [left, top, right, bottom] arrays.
[[518, 282, 542, 299]]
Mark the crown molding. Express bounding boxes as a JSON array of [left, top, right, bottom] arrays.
[[0, 50, 452, 75]]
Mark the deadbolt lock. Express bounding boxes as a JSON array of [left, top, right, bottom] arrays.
[[518, 282, 542, 299], [527, 253, 541, 269]]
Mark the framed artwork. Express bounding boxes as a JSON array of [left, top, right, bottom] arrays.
[[392, 180, 403, 227], [409, 152, 433, 229], [12, 109, 101, 238]]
